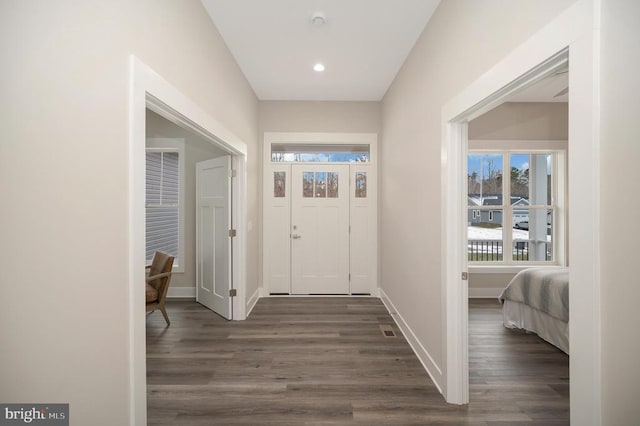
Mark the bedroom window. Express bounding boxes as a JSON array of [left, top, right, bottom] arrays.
[[145, 143, 185, 271], [467, 151, 565, 265]]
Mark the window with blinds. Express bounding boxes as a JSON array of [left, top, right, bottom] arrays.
[[146, 150, 180, 265]]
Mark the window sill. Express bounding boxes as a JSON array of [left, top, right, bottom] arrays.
[[469, 264, 563, 274], [148, 263, 184, 274]]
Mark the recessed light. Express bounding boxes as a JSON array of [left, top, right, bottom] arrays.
[[313, 63, 325, 72], [311, 13, 326, 26]]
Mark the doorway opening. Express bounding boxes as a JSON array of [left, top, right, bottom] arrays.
[[463, 69, 570, 419], [129, 57, 249, 425], [145, 109, 236, 319], [442, 5, 601, 418], [443, 47, 571, 404]]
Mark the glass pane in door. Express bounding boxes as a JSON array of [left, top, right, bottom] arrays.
[[327, 172, 338, 198], [303, 172, 314, 198], [355, 172, 367, 198], [315, 172, 326, 197]]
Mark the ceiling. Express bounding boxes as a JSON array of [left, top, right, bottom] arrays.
[[507, 69, 569, 102], [201, 0, 440, 101]]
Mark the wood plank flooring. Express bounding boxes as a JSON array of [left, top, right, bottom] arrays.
[[146, 297, 569, 425]]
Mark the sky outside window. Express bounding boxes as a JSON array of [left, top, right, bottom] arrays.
[[468, 154, 535, 178]]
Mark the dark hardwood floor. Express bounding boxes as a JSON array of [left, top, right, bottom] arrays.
[[146, 297, 569, 425]]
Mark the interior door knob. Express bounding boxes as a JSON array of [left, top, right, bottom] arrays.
[[292, 234, 301, 239]]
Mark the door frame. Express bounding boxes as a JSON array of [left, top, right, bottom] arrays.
[[262, 132, 378, 297], [128, 56, 248, 426], [441, 1, 601, 424]]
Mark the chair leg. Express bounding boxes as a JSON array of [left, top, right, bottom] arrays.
[[159, 306, 170, 326]]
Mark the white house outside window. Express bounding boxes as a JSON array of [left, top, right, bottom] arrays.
[[467, 151, 565, 265], [145, 142, 185, 271]]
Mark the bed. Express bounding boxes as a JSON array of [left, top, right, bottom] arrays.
[[499, 267, 569, 354]]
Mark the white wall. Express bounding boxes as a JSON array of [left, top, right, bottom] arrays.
[[600, 0, 640, 423], [146, 110, 227, 291], [0, 2, 257, 425], [380, 0, 577, 388], [258, 101, 382, 134], [469, 102, 568, 140]]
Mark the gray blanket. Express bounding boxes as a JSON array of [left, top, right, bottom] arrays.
[[499, 267, 569, 322]]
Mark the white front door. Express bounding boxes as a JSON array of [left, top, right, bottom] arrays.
[[291, 165, 350, 294], [196, 156, 232, 319]]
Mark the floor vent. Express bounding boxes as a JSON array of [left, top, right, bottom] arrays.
[[379, 324, 397, 337]]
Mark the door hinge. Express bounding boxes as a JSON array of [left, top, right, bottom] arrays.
[[349, 273, 351, 281], [461, 272, 468, 281], [229, 288, 237, 297], [229, 169, 237, 178], [229, 229, 237, 237]]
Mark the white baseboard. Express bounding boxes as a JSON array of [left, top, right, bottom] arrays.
[[167, 286, 196, 299], [379, 288, 444, 394], [468, 287, 503, 298], [246, 287, 260, 316]]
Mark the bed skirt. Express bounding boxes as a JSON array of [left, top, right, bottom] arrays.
[[502, 299, 569, 354]]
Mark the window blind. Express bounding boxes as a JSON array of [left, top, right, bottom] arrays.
[[146, 151, 180, 263]]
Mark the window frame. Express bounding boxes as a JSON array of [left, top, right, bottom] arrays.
[[145, 139, 185, 273], [270, 143, 371, 163], [467, 148, 566, 269]]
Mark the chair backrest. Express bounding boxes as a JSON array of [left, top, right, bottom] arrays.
[[148, 252, 174, 295]]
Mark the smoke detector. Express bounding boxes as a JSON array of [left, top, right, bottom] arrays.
[[311, 13, 326, 26]]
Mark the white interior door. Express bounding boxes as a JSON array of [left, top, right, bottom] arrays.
[[291, 164, 350, 294], [196, 156, 232, 319]]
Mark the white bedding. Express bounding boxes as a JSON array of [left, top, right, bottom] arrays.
[[499, 267, 569, 321], [499, 267, 570, 354]]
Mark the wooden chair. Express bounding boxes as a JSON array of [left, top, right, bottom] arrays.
[[145, 251, 174, 326]]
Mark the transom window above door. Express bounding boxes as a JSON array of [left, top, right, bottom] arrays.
[[271, 143, 369, 163]]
